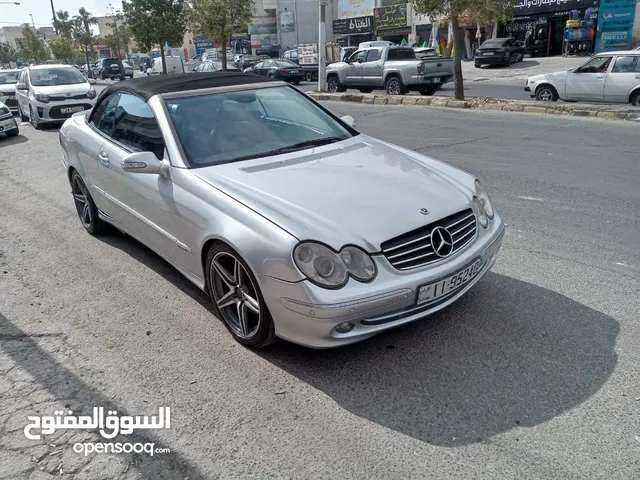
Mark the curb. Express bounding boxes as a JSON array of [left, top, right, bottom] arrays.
[[307, 92, 640, 123]]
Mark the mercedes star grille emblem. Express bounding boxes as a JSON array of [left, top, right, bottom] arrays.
[[431, 226, 454, 257], [419, 208, 430, 215]]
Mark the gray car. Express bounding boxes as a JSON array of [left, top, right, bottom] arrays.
[[58, 72, 504, 349], [0, 69, 21, 112], [525, 50, 640, 105]]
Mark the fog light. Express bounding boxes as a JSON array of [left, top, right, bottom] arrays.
[[334, 322, 355, 334]]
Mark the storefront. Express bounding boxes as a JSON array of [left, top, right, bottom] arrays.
[[510, 0, 600, 56], [373, 4, 411, 44], [333, 15, 374, 47]]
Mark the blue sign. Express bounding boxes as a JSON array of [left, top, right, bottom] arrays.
[[194, 35, 215, 55], [594, 0, 637, 52]]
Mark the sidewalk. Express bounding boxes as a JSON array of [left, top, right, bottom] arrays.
[[462, 56, 587, 82]]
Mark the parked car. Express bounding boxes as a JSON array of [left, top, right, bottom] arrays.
[[96, 58, 126, 80], [194, 60, 241, 72], [147, 56, 185, 75], [0, 68, 21, 113], [122, 60, 134, 79], [246, 59, 303, 84], [15, 64, 97, 129], [236, 54, 261, 70], [525, 50, 640, 105], [0, 100, 19, 137], [326, 45, 454, 95], [413, 47, 440, 58], [58, 72, 503, 349], [474, 38, 525, 68], [184, 54, 203, 72]]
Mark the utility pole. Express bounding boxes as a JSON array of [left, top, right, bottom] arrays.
[[50, 0, 58, 35], [317, 0, 327, 91]]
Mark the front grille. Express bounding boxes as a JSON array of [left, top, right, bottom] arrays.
[[0, 107, 9, 115], [48, 103, 92, 119], [3, 98, 17, 108], [381, 209, 477, 271], [48, 93, 89, 101]]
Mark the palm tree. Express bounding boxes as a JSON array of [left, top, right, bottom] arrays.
[[72, 9, 98, 77], [54, 10, 73, 39]]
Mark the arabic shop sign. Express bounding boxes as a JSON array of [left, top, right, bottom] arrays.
[[594, 0, 637, 52], [374, 4, 408, 31], [248, 23, 277, 35], [333, 15, 373, 34], [514, 0, 590, 16]]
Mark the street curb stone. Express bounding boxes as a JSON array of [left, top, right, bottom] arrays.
[[308, 92, 640, 123]]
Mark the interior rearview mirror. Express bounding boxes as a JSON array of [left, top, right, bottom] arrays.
[[16, 82, 28, 90], [341, 115, 356, 128], [121, 151, 167, 176]]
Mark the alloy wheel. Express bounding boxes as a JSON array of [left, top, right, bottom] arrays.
[[538, 88, 553, 101], [387, 79, 401, 95], [210, 252, 261, 339], [72, 175, 92, 229], [327, 78, 339, 93]]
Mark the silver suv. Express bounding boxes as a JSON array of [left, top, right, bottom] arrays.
[[15, 64, 97, 129]]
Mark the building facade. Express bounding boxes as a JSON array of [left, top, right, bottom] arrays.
[[0, 25, 55, 51]]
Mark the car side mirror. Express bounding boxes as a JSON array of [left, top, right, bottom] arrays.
[[16, 82, 28, 90], [121, 151, 169, 176], [87, 78, 96, 85], [356, 57, 363, 63], [341, 115, 356, 128]]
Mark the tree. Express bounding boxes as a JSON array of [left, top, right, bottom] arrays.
[[105, 11, 132, 59], [72, 9, 98, 76], [0, 42, 19, 65], [410, 0, 515, 100], [54, 10, 74, 39], [185, 0, 254, 71], [123, 0, 186, 74], [49, 35, 76, 63], [19, 26, 50, 65]]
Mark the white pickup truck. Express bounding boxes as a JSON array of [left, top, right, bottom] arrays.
[[325, 45, 454, 95]]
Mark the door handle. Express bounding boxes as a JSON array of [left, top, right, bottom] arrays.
[[98, 151, 109, 166], [596, 74, 605, 79]]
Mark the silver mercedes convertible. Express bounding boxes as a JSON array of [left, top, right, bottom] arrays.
[[59, 72, 504, 349]]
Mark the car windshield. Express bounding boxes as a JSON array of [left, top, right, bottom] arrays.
[[30, 68, 86, 86], [481, 39, 508, 48], [0, 71, 20, 84], [165, 86, 355, 168]]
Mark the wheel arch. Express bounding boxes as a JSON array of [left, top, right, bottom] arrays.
[[535, 82, 560, 98], [628, 86, 640, 103], [383, 71, 404, 86]]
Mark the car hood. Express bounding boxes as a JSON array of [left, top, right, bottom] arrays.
[[31, 83, 91, 95], [192, 135, 475, 252], [528, 70, 569, 84], [326, 61, 349, 71]]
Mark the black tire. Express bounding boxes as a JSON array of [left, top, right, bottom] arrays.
[[29, 106, 42, 130], [630, 90, 640, 107], [535, 85, 558, 102], [327, 75, 345, 93], [70, 170, 106, 235], [305, 71, 313, 82], [5, 126, 19, 137], [474, 63, 481, 68], [418, 88, 437, 96], [358, 88, 373, 93], [518, 53, 524, 62], [120, 75, 125, 81], [385, 75, 405, 95], [505, 53, 512, 66], [18, 103, 28, 122], [205, 244, 277, 349]]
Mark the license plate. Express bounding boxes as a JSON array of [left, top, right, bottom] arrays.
[[60, 106, 84, 114], [111, 66, 119, 69], [485, 52, 494, 55], [432, 77, 440, 83], [416, 259, 484, 305]]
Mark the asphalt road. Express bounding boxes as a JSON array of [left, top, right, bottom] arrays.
[[0, 105, 638, 479]]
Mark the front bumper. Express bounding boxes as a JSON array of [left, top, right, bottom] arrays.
[[260, 216, 505, 348], [31, 100, 94, 123], [0, 113, 18, 133]]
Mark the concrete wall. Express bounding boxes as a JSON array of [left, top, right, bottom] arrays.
[[277, 0, 337, 47]]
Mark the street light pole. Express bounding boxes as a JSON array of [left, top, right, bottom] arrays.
[[318, 0, 327, 91], [29, 14, 36, 29], [50, 0, 58, 35]]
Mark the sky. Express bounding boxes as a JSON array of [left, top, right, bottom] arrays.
[[1, 0, 117, 30]]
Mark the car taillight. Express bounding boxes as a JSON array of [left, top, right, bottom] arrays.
[[277, 69, 288, 73], [417, 63, 424, 75]]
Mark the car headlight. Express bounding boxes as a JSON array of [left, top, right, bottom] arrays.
[[474, 180, 494, 228], [86, 88, 96, 99], [293, 242, 377, 288], [35, 94, 50, 103]]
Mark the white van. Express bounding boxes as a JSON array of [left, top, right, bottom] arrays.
[[146, 56, 185, 75]]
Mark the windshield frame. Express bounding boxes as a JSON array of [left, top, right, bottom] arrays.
[[159, 83, 359, 169], [29, 67, 88, 87]]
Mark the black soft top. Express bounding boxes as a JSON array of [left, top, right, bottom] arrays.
[[96, 72, 275, 103]]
